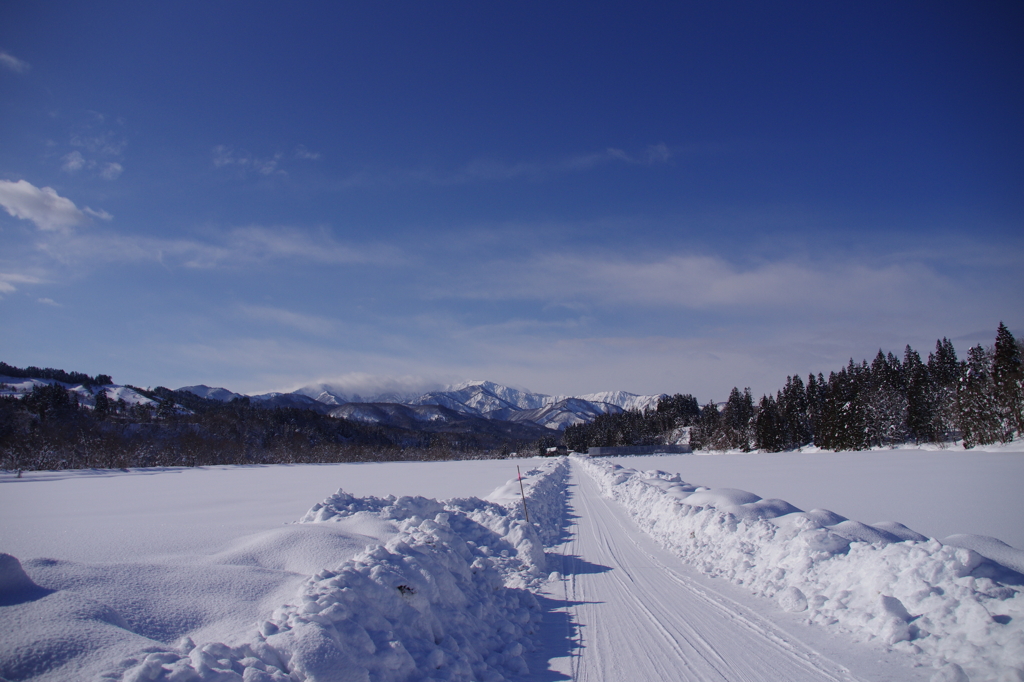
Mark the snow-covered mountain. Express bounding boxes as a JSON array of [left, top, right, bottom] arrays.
[[490, 397, 625, 430], [410, 380, 549, 415], [177, 384, 243, 402], [177, 378, 667, 431], [409, 380, 666, 430], [556, 390, 664, 413]]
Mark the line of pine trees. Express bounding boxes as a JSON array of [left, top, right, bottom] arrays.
[[563, 393, 700, 452], [698, 323, 1023, 452]]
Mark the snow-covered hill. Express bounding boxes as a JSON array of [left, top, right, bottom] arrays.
[[410, 380, 549, 414], [1, 375, 154, 408], [490, 397, 625, 430], [176, 384, 243, 402], [556, 390, 664, 413], [177, 378, 667, 430]]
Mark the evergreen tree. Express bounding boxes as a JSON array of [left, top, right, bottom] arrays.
[[778, 375, 811, 449], [958, 344, 1001, 447], [656, 394, 700, 426], [754, 394, 784, 451], [818, 364, 868, 450], [94, 388, 110, 420], [805, 373, 826, 446], [24, 383, 74, 420], [992, 322, 1024, 437], [927, 338, 961, 441], [690, 400, 721, 451], [865, 350, 907, 447], [721, 387, 754, 451], [904, 346, 934, 443]]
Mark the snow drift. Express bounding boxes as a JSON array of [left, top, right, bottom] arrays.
[[575, 455, 1024, 682], [103, 457, 569, 682]]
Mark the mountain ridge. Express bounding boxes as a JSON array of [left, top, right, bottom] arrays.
[[177, 379, 667, 431]]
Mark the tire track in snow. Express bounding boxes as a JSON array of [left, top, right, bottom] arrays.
[[538, 463, 863, 682]]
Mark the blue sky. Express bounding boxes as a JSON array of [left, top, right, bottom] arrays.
[[1, 1, 1022, 401]]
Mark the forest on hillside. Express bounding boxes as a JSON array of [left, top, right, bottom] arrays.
[[0, 384, 538, 472], [565, 323, 1024, 453]]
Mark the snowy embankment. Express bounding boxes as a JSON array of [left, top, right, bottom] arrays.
[[97, 457, 568, 682], [576, 455, 1024, 682]]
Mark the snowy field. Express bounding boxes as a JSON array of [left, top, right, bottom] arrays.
[[613, 445, 1024, 551], [1, 447, 1022, 681]]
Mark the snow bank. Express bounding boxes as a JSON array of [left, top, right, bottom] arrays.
[[105, 457, 569, 682], [576, 455, 1024, 682]]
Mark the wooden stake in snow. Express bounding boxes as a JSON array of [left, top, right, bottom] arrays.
[[517, 465, 530, 524]]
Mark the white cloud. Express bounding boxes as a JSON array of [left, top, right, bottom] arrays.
[[561, 144, 672, 171], [435, 251, 962, 318], [0, 179, 88, 232], [0, 50, 30, 74], [294, 373, 445, 399], [37, 297, 60, 306], [100, 162, 123, 180], [294, 145, 321, 160], [61, 151, 86, 172], [212, 145, 235, 167], [83, 207, 113, 221], [0, 272, 42, 296], [239, 305, 336, 336], [70, 130, 126, 156], [33, 224, 396, 269], [253, 155, 282, 176], [213, 146, 285, 176], [337, 144, 674, 188]]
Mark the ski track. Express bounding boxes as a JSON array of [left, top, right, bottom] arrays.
[[540, 462, 861, 682]]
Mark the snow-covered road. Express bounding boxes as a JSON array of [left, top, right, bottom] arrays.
[[534, 462, 923, 682]]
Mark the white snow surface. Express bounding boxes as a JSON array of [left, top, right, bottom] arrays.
[[0, 458, 569, 682], [611, 449, 1024, 551], [576, 455, 1024, 681], [3, 450, 1023, 681]]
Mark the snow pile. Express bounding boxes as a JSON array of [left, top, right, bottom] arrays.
[[576, 455, 1024, 681], [483, 457, 569, 546], [106, 458, 568, 682]]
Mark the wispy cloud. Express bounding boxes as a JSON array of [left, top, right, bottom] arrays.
[[58, 114, 128, 179], [213, 145, 285, 176], [0, 272, 43, 296], [99, 162, 123, 180], [291, 373, 445, 398], [294, 145, 321, 160], [37, 297, 60, 306], [0, 180, 92, 232], [0, 50, 30, 74], [433, 251, 966, 317], [61, 151, 86, 172], [33, 224, 398, 269], [337, 143, 674, 188], [70, 126, 127, 154], [83, 207, 113, 221], [239, 305, 337, 336]]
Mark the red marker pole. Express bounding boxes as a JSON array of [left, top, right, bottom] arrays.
[[517, 465, 530, 524]]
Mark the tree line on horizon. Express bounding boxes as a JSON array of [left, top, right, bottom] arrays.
[[0, 383, 535, 472], [563, 323, 1024, 453]]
